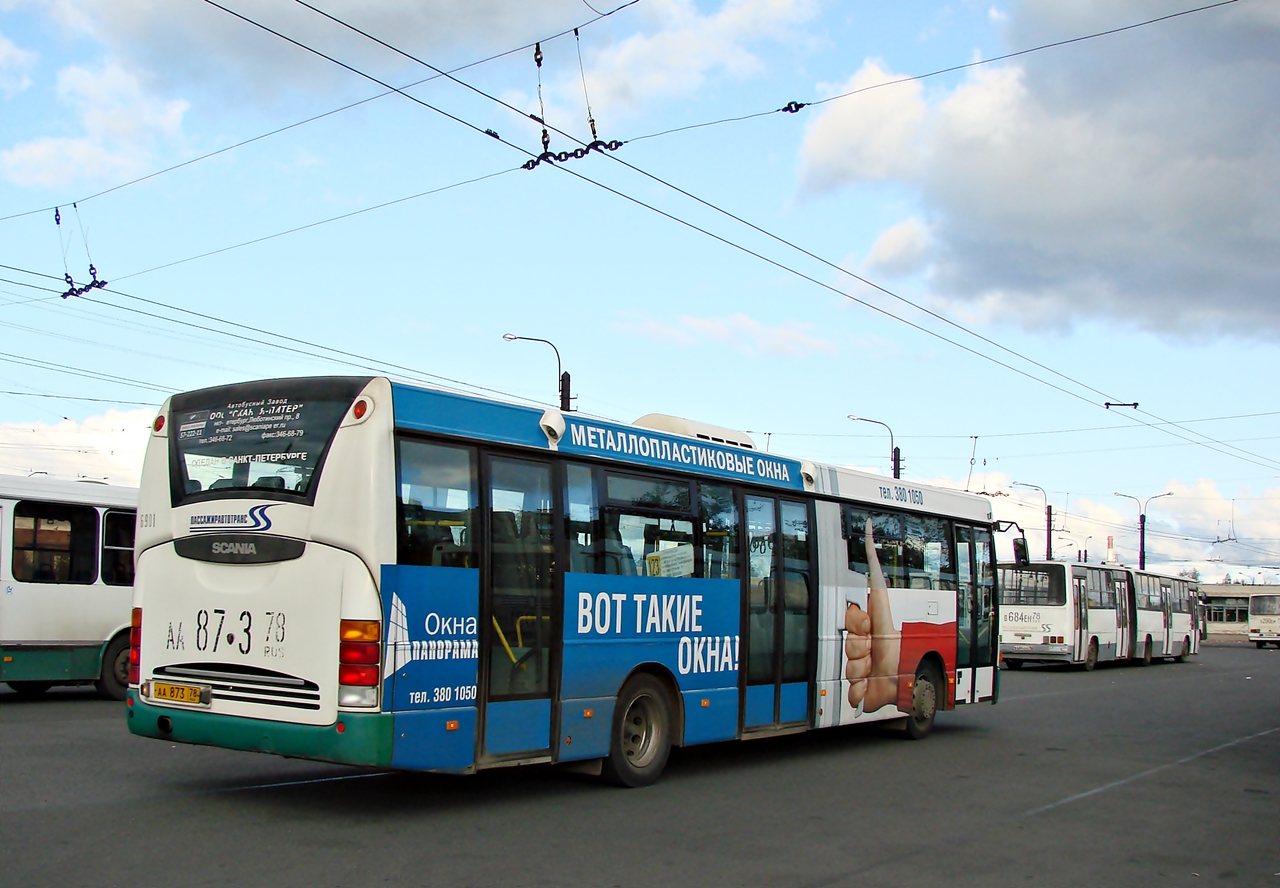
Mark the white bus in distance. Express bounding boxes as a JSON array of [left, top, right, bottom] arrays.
[[1, 474, 138, 699], [1248, 592, 1280, 648], [998, 561, 1198, 670]]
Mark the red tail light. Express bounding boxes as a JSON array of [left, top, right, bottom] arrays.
[[128, 607, 142, 685], [340, 641, 379, 664], [338, 664, 379, 686]]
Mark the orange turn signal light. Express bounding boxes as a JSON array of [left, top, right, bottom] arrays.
[[340, 619, 380, 642]]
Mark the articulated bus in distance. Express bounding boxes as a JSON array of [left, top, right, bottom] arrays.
[[998, 561, 1198, 670], [128, 376, 1000, 786], [1, 475, 138, 699], [1249, 592, 1280, 648]]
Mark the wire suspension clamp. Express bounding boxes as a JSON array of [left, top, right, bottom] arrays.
[[61, 263, 107, 299]]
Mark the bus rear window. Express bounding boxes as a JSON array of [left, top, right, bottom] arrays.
[[1251, 595, 1280, 616], [169, 377, 371, 504], [999, 567, 1065, 606]]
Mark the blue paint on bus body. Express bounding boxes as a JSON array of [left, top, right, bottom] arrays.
[[484, 698, 552, 755], [562, 574, 740, 734]]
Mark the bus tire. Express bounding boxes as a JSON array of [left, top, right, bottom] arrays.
[[95, 634, 130, 701], [8, 681, 53, 698], [1257, 641, 1266, 649], [1138, 638, 1153, 666], [1083, 639, 1098, 672], [1004, 658, 1024, 670], [601, 674, 672, 788], [1174, 637, 1190, 663], [903, 663, 939, 741]]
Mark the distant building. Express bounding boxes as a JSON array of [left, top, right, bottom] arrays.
[[1198, 583, 1259, 635]]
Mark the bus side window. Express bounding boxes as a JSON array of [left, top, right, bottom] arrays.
[[601, 473, 694, 578], [843, 506, 906, 587], [12, 501, 99, 584], [700, 484, 738, 580], [565, 464, 597, 573], [101, 510, 137, 586], [395, 438, 476, 568]]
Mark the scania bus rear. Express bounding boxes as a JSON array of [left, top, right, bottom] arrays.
[[127, 377, 397, 766]]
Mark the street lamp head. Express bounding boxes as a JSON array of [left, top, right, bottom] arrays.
[[846, 414, 859, 421], [502, 333, 517, 341]]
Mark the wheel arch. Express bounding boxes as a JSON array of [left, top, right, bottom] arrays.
[[916, 650, 948, 709], [617, 662, 686, 747]]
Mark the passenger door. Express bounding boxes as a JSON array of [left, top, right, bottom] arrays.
[[1073, 573, 1088, 661], [742, 496, 812, 729], [955, 525, 996, 703], [480, 456, 557, 761]]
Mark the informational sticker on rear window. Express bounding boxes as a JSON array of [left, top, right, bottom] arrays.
[[170, 379, 369, 501]]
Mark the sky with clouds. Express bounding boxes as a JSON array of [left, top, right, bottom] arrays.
[[2, 0, 1279, 582]]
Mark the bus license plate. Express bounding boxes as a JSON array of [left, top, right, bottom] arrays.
[[152, 681, 207, 706], [1013, 644, 1032, 652]]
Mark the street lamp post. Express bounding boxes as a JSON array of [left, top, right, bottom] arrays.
[[847, 415, 899, 479], [1012, 481, 1052, 560], [503, 334, 571, 411], [1114, 491, 1173, 570]]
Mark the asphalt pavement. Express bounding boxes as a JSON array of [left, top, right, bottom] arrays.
[[2, 644, 1277, 888]]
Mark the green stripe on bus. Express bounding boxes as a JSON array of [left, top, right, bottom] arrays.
[[1, 643, 104, 682], [126, 693, 393, 768]]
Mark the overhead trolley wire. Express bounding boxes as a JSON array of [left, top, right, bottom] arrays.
[[113, 166, 522, 281], [271, 0, 1280, 473], [0, 0, 639, 225], [625, 0, 1241, 144], [0, 260, 559, 407]]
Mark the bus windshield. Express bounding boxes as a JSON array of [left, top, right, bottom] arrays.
[[999, 567, 1065, 606], [170, 378, 370, 503], [1250, 595, 1280, 616]]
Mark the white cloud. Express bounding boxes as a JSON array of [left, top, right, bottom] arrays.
[[616, 311, 836, 357], [797, 1, 1280, 337], [1, 61, 188, 188], [864, 217, 930, 277], [0, 408, 152, 485], [0, 29, 36, 95], [579, 0, 817, 116], [798, 60, 925, 195]]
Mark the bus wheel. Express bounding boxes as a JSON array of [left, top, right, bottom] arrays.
[[1084, 639, 1098, 672], [1004, 658, 1024, 670], [1174, 638, 1190, 663], [1139, 638, 1153, 667], [95, 634, 130, 701], [601, 675, 672, 788], [1257, 641, 1266, 649], [903, 664, 939, 741], [7, 681, 53, 698]]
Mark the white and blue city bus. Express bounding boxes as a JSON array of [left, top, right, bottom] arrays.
[[1, 474, 137, 699], [128, 377, 1000, 785]]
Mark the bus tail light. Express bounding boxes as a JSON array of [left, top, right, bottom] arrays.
[[338, 620, 380, 707], [128, 607, 142, 685]]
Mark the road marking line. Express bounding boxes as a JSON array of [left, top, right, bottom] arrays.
[[1023, 725, 1280, 816], [205, 771, 392, 794]]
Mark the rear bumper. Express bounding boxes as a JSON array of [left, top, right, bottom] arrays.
[[126, 690, 393, 767], [1001, 642, 1072, 662]]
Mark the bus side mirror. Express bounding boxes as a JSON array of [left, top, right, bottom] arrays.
[[1012, 537, 1030, 567]]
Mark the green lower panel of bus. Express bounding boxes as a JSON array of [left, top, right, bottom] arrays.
[[126, 692, 394, 768], [1, 644, 104, 683]]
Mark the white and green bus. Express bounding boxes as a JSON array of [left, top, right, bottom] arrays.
[[1, 474, 137, 699], [127, 376, 1001, 785], [1248, 592, 1280, 648]]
